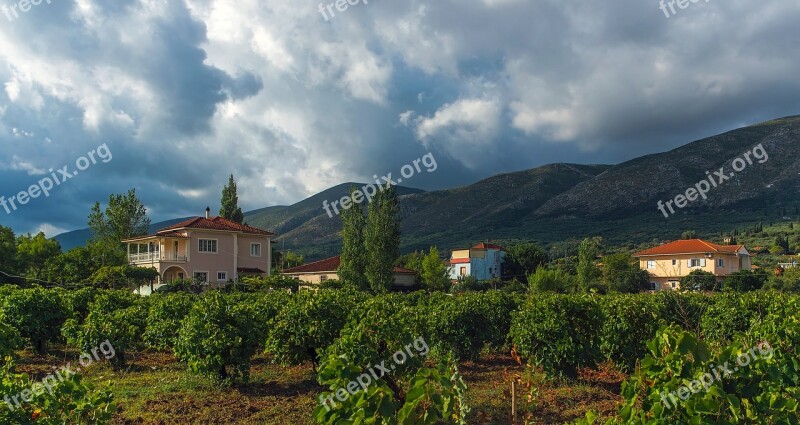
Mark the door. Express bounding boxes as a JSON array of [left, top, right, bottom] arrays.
[[174, 241, 179, 260]]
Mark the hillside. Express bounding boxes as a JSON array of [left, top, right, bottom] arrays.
[[56, 116, 800, 257]]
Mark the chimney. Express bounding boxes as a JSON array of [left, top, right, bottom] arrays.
[[205, 206, 210, 219]]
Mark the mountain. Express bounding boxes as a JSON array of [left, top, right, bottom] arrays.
[[55, 217, 193, 251], [56, 116, 800, 257]]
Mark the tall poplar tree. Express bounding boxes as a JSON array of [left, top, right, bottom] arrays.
[[338, 187, 368, 290], [364, 185, 400, 293], [220, 174, 244, 224]]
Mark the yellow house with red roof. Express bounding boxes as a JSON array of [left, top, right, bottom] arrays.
[[634, 239, 751, 291], [123, 208, 274, 285]]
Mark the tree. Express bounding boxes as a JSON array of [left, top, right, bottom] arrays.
[[503, 242, 548, 280], [16, 232, 61, 280], [338, 187, 368, 290], [527, 267, 574, 293], [681, 230, 698, 240], [577, 237, 603, 292], [421, 247, 450, 292], [219, 174, 244, 224], [722, 270, 768, 292], [602, 253, 650, 293], [364, 186, 400, 293], [88, 189, 150, 265], [0, 225, 17, 281], [680, 269, 719, 292]]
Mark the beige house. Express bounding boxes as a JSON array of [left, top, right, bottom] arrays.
[[123, 208, 274, 286], [282, 255, 417, 288], [634, 239, 751, 291]]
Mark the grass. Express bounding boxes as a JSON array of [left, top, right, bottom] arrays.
[[14, 348, 626, 424]]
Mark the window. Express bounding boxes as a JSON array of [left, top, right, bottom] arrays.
[[217, 272, 228, 282], [198, 239, 217, 253], [717, 259, 725, 267], [672, 259, 677, 266], [689, 258, 706, 268], [193, 272, 208, 283], [251, 243, 262, 257], [650, 282, 658, 291], [460, 267, 467, 276], [670, 281, 678, 289], [647, 260, 656, 269], [320, 275, 328, 282]]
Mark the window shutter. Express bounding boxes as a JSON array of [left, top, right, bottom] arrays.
[[701, 259, 707, 267]]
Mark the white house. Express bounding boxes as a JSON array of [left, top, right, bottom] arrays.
[[449, 242, 506, 280]]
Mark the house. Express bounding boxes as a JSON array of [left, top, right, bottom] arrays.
[[633, 239, 751, 291], [281, 255, 417, 288], [123, 208, 274, 286], [448, 242, 506, 280]]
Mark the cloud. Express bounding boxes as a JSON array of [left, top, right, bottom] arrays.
[[0, 0, 798, 235]]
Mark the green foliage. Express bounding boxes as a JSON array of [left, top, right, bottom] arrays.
[[143, 293, 195, 351], [0, 311, 22, 358], [657, 291, 712, 335], [449, 275, 482, 293], [577, 237, 604, 292], [364, 186, 400, 293], [0, 358, 115, 424], [527, 267, 575, 293], [510, 294, 603, 377], [238, 274, 300, 292], [602, 253, 649, 293], [68, 294, 146, 368], [681, 269, 719, 292], [339, 186, 369, 291], [421, 246, 450, 292], [421, 292, 517, 361], [586, 324, 800, 424], [722, 269, 768, 292], [219, 174, 244, 224], [174, 291, 262, 383], [266, 289, 366, 369], [16, 232, 61, 280], [503, 242, 548, 280], [87, 188, 150, 264], [598, 295, 664, 373], [0, 225, 17, 281], [0, 287, 68, 353]]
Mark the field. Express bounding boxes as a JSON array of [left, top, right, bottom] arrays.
[[2, 287, 800, 424], [15, 350, 623, 424]]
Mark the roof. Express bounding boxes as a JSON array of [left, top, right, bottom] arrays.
[[123, 231, 189, 242], [237, 267, 266, 274], [156, 216, 275, 236], [634, 239, 746, 257], [282, 255, 416, 275], [450, 258, 471, 264], [471, 243, 505, 251]]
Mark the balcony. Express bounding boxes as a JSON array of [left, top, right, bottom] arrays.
[[129, 252, 188, 263]]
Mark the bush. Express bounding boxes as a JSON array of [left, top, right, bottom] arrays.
[[528, 267, 575, 293], [0, 358, 115, 424], [680, 269, 719, 292], [0, 311, 22, 358], [510, 294, 602, 377], [0, 287, 68, 353], [598, 295, 665, 373], [266, 289, 367, 369], [722, 270, 768, 292], [143, 293, 196, 351], [70, 302, 146, 369], [174, 292, 262, 383], [656, 291, 712, 335]]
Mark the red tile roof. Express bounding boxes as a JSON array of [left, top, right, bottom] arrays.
[[450, 258, 471, 264], [157, 216, 275, 236], [471, 242, 505, 251], [282, 255, 416, 275], [634, 239, 746, 257]]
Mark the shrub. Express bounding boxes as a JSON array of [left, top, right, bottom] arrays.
[[0, 358, 115, 424], [510, 294, 602, 377], [143, 293, 196, 351], [0, 287, 68, 353], [73, 303, 145, 369], [0, 311, 22, 358], [680, 269, 719, 292], [527, 267, 575, 293], [656, 291, 712, 335], [174, 292, 262, 383], [266, 289, 366, 369], [722, 270, 768, 292], [598, 295, 665, 373]]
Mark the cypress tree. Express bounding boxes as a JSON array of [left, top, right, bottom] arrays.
[[220, 174, 244, 224]]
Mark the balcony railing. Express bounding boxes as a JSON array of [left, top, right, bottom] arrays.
[[128, 252, 188, 263]]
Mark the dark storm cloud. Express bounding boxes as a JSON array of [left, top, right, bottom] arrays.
[[0, 0, 798, 236]]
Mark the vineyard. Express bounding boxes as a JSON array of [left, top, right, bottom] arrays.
[[1, 286, 799, 424]]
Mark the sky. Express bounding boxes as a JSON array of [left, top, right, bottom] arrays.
[[0, 0, 799, 236]]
